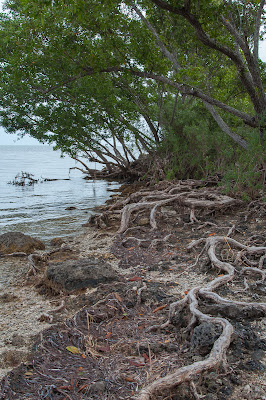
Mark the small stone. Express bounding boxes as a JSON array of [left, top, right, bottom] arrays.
[[50, 238, 65, 247], [139, 217, 149, 226], [219, 385, 232, 396], [90, 380, 106, 393], [11, 333, 26, 347], [65, 206, 77, 210]]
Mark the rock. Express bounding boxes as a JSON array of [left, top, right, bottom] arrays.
[[0, 349, 27, 368], [90, 380, 106, 393], [11, 334, 26, 347], [139, 217, 149, 226], [190, 322, 221, 356], [50, 237, 65, 247], [65, 206, 77, 210], [46, 257, 119, 292], [0, 232, 45, 255]]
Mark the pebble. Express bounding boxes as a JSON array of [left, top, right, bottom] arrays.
[[90, 380, 106, 393]]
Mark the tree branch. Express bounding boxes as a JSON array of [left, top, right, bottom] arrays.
[[203, 101, 248, 149], [129, 69, 257, 127]]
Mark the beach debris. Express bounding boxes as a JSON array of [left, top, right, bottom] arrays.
[[8, 171, 70, 186]]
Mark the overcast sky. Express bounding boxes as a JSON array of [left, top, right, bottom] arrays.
[[0, 1, 265, 145]]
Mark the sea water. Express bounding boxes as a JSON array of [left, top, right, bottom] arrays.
[[0, 145, 121, 243]]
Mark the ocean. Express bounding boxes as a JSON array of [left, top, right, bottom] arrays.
[[0, 145, 121, 243]]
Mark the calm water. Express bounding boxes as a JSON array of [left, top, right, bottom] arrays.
[[0, 146, 120, 243]]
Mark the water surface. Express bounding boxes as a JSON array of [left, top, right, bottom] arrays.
[[0, 145, 120, 242]]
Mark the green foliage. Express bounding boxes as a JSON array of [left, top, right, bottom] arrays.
[[221, 139, 265, 200], [158, 98, 223, 179], [159, 97, 264, 198], [0, 0, 264, 190]]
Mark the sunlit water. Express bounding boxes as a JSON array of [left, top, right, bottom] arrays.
[[0, 145, 121, 243]]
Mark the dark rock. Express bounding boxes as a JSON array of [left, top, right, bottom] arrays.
[[0, 232, 45, 255], [50, 237, 65, 247], [191, 322, 221, 356], [65, 206, 77, 210], [219, 385, 232, 396], [252, 349, 265, 361], [46, 257, 119, 292], [82, 222, 91, 227], [239, 359, 266, 371]]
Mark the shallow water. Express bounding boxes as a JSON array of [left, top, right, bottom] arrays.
[[0, 145, 120, 242]]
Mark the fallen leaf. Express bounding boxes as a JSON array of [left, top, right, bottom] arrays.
[[78, 384, 88, 393], [218, 274, 224, 277], [143, 353, 151, 362], [77, 367, 84, 371], [153, 304, 167, 313], [66, 346, 80, 354], [128, 360, 145, 367], [58, 385, 72, 390], [184, 290, 189, 295], [81, 354, 86, 359], [24, 372, 33, 376], [128, 247, 135, 250], [105, 332, 112, 338], [208, 232, 217, 236], [128, 276, 142, 281], [124, 375, 137, 382], [114, 292, 122, 302]]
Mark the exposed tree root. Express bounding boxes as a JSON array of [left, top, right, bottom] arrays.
[[89, 180, 240, 233], [118, 190, 238, 234], [136, 235, 266, 400]]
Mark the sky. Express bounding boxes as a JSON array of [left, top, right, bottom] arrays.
[[0, 1, 265, 145]]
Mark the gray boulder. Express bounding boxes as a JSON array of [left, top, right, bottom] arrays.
[[0, 231, 45, 255], [46, 257, 119, 292]]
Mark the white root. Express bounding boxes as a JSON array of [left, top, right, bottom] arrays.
[[122, 234, 173, 249], [137, 236, 266, 400], [189, 208, 199, 223], [118, 189, 238, 233], [259, 254, 266, 269], [38, 300, 65, 324], [137, 282, 147, 306]]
